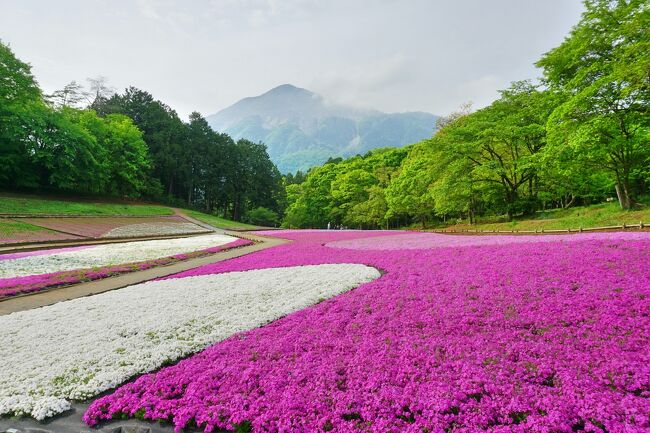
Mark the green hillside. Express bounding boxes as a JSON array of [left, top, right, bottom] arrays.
[[185, 210, 261, 231], [0, 196, 172, 216], [440, 202, 650, 232]]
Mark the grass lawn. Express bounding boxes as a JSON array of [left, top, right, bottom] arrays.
[[186, 210, 261, 230], [443, 202, 650, 231], [0, 219, 49, 235], [0, 195, 260, 230], [0, 197, 173, 216]]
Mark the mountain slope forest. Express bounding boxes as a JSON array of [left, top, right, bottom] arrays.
[[207, 84, 438, 174], [0, 44, 284, 222], [283, 0, 649, 229]]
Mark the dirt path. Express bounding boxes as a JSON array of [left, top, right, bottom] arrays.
[[172, 207, 226, 232], [0, 232, 287, 316]]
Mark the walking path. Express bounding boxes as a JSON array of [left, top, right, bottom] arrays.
[[172, 207, 226, 232]]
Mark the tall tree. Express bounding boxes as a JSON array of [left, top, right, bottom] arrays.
[[96, 87, 185, 197], [438, 83, 556, 220], [48, 81, 85, 108], [86, 76, 115, 108], [0, 40, 43, 187], [537, 0, 649, 209]]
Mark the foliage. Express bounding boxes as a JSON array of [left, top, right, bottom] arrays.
[[443, 201, 650, 232], [0, 41, 284, 221], [245, 206, 279, 227], [283, 0, 649, 228], [283, 148, 407, 228], [537, 0, 649, 209]]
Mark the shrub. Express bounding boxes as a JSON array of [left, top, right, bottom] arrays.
[[246, 207, 278, 226]]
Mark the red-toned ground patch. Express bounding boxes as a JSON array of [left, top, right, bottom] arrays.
[[20, 216, 205, 238]]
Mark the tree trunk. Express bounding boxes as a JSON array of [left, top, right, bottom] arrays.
[[615, 182, 633, 210], [506, 190, 517, 222], [563, 194, 575, 209]]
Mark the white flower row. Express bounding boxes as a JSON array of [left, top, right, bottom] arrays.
[[0, 234, 237, 279], [0, 264, 380, 420], [103, 222, 208, 238]]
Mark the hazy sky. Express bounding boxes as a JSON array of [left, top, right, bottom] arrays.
[[1, 0, 584, 119]]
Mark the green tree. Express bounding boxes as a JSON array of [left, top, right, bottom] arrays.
[[0, 40, 43, 187], [96, 87, 187, 197], [437, 83, 556, 220], [385, 146, 437, 226], [246, 206, 279, 226], [537, 0, 649, 209], [77, 110, 152, 197], [283, 162, 339, 228]]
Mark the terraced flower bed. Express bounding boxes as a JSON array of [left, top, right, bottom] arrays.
[[0, 236, 252, 299], [19, 216, 206, 239], [0, 263, 379, 420], [1, 230, 648, 432], [0, 219, 82, 244], [80, 230, 650, 433]]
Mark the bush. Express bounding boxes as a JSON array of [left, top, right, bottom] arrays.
[[246, 207, 279, 226]]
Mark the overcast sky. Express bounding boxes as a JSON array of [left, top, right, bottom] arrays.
[[1, 0, 584, 119]]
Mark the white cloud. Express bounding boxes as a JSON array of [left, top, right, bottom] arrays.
[[0, 0, 585, 119]]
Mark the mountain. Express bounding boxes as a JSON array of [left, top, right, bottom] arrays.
[[207, 84, 437, 174]]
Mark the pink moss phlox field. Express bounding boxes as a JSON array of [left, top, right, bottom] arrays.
[[0, 238, 253, 299], [84, 230, 650, 433], [326, 230, 650, 250], [0, 245, 92, 261]]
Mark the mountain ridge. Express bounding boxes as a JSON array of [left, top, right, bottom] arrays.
[[207, 84, 437, 173]]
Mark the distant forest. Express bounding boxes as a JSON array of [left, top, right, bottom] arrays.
[[1, 0, 648, 228], [0, 45, 284, 224], [283, 0, 649, 228]]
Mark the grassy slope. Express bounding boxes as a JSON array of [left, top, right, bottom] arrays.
[[0, 197, 173, 216], [0, 219, 50, 236], [0, 195, 260, 231], [443, 203, 650, 231], [185, 210, 261, 230]]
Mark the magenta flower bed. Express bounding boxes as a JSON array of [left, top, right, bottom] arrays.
[[326, 230, 650, 250], [0, 238, 253, 299], [84, 230, 650, 433]]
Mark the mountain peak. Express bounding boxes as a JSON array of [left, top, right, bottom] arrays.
[[265, 84, 311, 95], [207, 85, 437, 173]]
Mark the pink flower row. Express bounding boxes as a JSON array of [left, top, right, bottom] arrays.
[[0, 238, 253, 299], [85, 230, 650, 432], [325, 230, 650, 250]]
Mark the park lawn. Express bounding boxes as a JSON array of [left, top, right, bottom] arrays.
[[0, 219, 49, 235], [0, 196, 259, 230], [185, 210, 261, 231], [0, 196, 173, 216], [443, 202, 650, 231]]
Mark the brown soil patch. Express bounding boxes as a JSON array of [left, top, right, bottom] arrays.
[[20, 216, 193, 238]]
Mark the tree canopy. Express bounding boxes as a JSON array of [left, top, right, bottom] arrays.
[[0, 40, 284, 221], [283, 0, 649, 228]]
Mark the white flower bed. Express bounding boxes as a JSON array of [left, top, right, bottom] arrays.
[[0, 264, 380, 420], [103, 222, 207, 238], [0, 234, 236, 279]]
